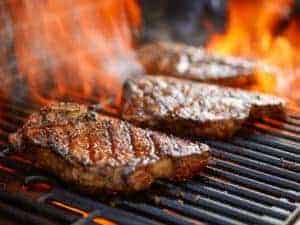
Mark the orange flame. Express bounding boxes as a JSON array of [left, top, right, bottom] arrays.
[[3, 0, 141, 105], [52, 201, 117, 225], [207, 0, 300, 102]]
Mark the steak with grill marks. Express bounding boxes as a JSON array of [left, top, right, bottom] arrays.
[[9, 102, 210, 194], [121, 76, 286, 139], [138, 42, 258, 87]]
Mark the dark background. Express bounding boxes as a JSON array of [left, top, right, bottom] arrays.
[[139, 0, 300, 46], [140, 0, 227, 45]]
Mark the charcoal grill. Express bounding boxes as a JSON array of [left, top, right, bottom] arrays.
[[0, 96, 300, 225]]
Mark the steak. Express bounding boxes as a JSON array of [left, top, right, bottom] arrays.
[[121, 76, 286, 139], [9, 102, 210, 194], [138, 42, 258, 87]]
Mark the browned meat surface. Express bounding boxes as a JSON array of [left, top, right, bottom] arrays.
[[138, 42, 257, 87], [9, 102, 210, 194], [121, 76, 286, 139]]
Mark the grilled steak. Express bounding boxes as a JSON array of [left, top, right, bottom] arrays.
[[9, 102, 210, 194], [121, 76, 286, 139], [138, 42, 257, 87]]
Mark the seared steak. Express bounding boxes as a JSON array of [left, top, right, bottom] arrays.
[[121, 76, 285, 139], [138, 42, 257, 87], [9, 102, 210, 194]]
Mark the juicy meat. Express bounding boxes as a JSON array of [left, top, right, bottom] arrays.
[[121, 76, 286, 139], [138, 42, 257, 87], [9, 103, 210, 194]]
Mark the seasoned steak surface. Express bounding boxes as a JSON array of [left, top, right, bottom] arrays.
[[9, 103, 210, 194], [122, 76, 286, 139], [138, 42, 257, 87]]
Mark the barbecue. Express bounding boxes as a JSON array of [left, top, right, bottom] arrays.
[[122, 76, 286, 139], [1, 0, 300, 224], [9, 102, 210, 194], [1, 96, 300, 225], [138, 42, 258, 87]]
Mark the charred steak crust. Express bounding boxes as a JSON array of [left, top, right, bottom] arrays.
[[121, 76, 286, 139], [9, 102, 210, 194], [138, 42, 257, 87]]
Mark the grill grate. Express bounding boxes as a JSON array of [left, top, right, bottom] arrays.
[[0, 97, 300, 225]]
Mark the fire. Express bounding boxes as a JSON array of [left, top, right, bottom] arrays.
[[207, 0, 300, 102], [2, 0, 141, 106]]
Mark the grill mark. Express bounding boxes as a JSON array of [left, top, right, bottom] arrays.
[[149, 133, 161, 157], [146, 131, 157, 158], [88, 129, 96, 163], [107, 120, 116, 160], [126, 123, 135, 156], [10, 102, 212, 193]]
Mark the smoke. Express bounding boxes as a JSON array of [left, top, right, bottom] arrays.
[[0, 0, 142, 104]]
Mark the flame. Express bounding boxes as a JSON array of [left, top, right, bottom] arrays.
[[207, 0, 300, 102], [2, 0, 141, 106]]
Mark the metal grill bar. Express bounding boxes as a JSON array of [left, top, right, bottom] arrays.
[[282, 117, 300, 126], [262, 118, 300, 134], [158, 181, 287, 220], [0, 188, 78, 224], [49, 189, 161, 225], [211, 148, 300, 181], [184, 177, 296, 211], [116, 200, 197, 225], [247, 123, 300, 143], [206, 140, 300, 171], [212, 159, 300, 192], [205, 167, 299, 201], [170, 181, 290, 219], [231, 137, 300, 164], [239, 129, 300, 154], [147, 195, 244, 225], [0, 200, 60, 225]]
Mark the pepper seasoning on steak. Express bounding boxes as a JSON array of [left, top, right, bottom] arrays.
[[121, 76, 285, 139], [9, 102, 210, 194], [138, 42, 258, 87]]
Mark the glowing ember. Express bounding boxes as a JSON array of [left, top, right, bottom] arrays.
[[51, 201, 117, 225], [0, 164, 15, 173], [207, 0, 300, 102], [2, 0, 142, 105]]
